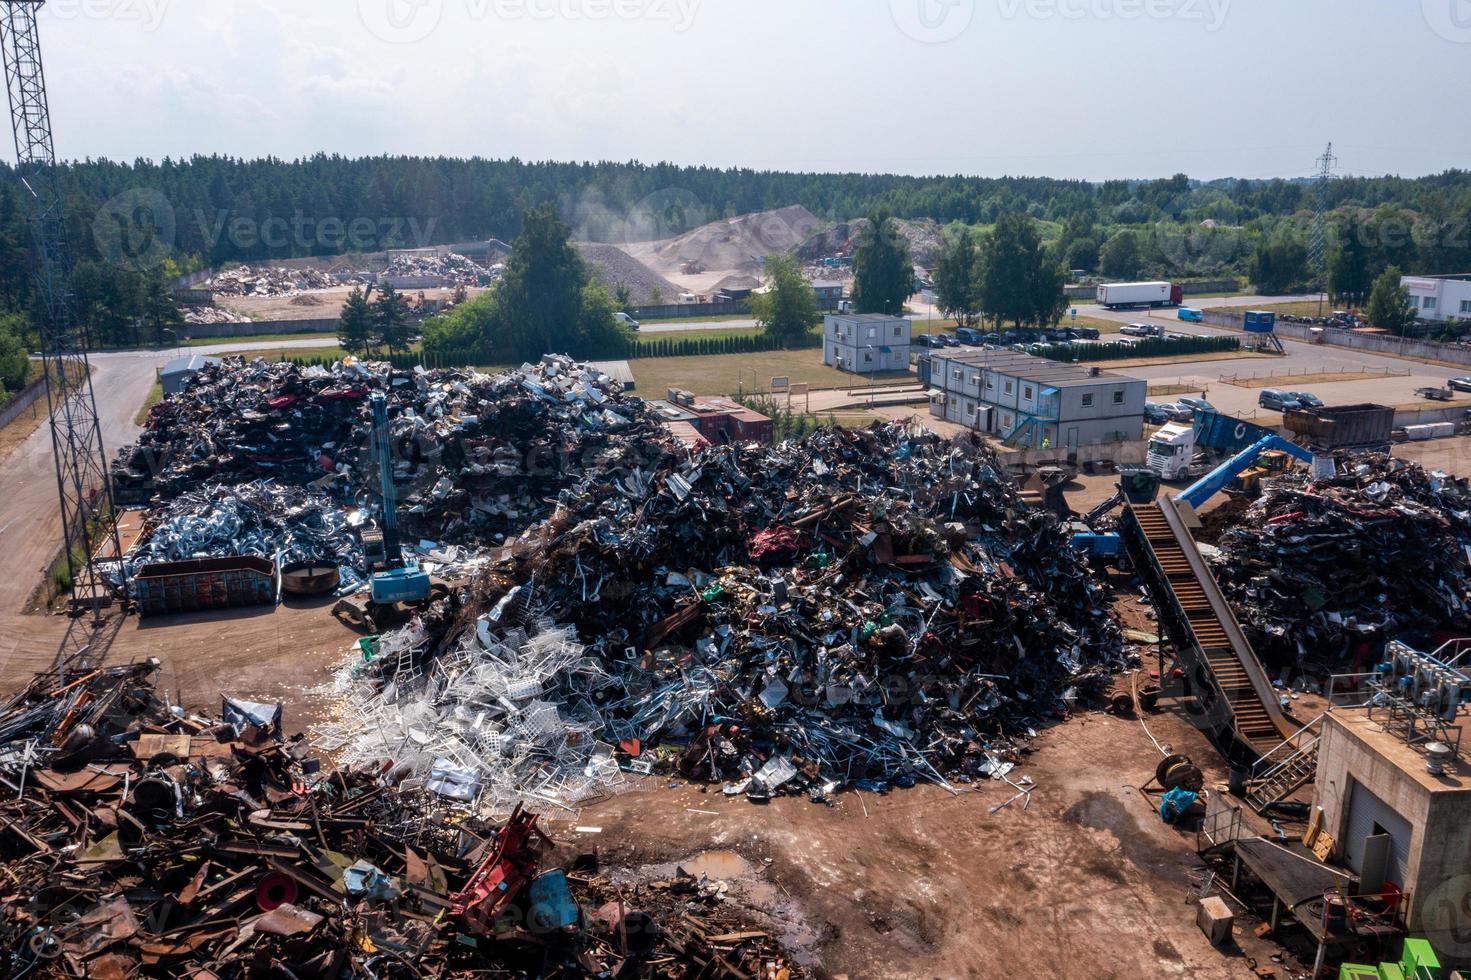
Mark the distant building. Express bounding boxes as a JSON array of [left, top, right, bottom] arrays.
[[811, 280, 845, 311], [923, 350, 1145, 449], [159, 354, 221, 396], [649, 390, 773, 446], [714, 286, 755, 303], [1403, 274, 1471, 323], [823, 313, 911, 373]]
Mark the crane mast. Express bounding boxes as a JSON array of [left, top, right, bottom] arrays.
[[1, 0, 123, 652]]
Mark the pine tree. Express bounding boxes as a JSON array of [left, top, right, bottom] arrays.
[[338, 286, 375, 357], [374, 282, 412, 356]]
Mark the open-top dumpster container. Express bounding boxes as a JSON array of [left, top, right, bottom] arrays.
[[133, 556, 277, 617]]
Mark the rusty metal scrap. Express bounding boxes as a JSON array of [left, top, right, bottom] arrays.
[[0, 665, 802, 978]]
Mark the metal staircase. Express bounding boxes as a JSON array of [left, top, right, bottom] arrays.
[[1122, 499, 1294, 751], [1246, 714, 1325, 812]]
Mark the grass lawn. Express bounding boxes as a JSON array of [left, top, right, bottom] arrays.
[[627, 349, 909, 396], [1219, 369, 1405, 389], [634, 325, 771, 345], [1206, 300, 1333, 318], [1104, 349, 1273, 369], [134, 382, 163, 425]]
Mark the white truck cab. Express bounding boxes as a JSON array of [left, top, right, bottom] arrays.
[[1147, 422, 1203, 480]]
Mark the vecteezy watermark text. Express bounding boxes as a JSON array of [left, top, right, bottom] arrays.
[[358, 0, 699, 44], [41, 0, 170, 31], [998, 0, 1230, 31]]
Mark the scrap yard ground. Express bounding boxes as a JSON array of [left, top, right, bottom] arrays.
[[5, 309, 1471, 976]]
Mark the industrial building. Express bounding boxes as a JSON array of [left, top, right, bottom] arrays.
[[922, 350, 1146, 448], [1309, 642, 1471, 963], [811, 280, 845, 311], [822, 313, 911, 373], [649, 389, 774, 447], [1403, 273, 1471, 323]]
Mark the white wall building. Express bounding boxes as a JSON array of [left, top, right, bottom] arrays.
[[823, 314, 911, 373], [1403, 274, 1471, 323], [923, 350, 1146, 449]]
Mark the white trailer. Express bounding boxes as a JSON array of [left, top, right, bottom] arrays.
[[1097, 281, 1180, 309]]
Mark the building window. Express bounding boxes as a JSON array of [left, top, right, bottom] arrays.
[[966, 404, 976, 417], [894, 326, 902, 338], [1023, 385, 1033, 399], [863, 351, 873, 363], [1423, 298, 1437, 312], [1004, 381, 1014, 395], [1461, 300, 1471, 314], [1113, 390, 1125, 405], [985, 377, 994, 389], [1081, 393, 1094, 407], [952, 369, 962, 381]]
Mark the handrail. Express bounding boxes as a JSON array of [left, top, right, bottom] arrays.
[[1252, 712, 1326, 777], [1157, 496, 1293, 741]]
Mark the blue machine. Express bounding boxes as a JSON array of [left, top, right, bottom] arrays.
[[367, 393, 431, 606], [1175, 433, 1312, 510]]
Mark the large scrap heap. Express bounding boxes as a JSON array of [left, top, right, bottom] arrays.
[[1207, 455, 1471, 673], [112, 355, 675, 545], [327, 420, 1126, 809]]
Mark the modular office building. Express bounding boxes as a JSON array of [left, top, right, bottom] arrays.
[[823, 313, 911, 373], [925, 350, 1146, 449]]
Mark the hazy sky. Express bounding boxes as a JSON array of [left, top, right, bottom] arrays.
[[33, 0, 1471, 181]]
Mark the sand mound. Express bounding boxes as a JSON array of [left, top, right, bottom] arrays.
[[637, 205, 824, 277], [797, 217, 944, 268], [576, 243, 684, 306]]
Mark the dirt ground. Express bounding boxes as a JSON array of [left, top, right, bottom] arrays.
[[216, 285, 484, 323], [541, 691, 1290, 980]]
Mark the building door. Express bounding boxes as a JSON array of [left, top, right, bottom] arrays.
[[1345, 781, 1413, 887], [1066, 427, 1080, 450]]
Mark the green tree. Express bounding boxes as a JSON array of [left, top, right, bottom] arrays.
[[1366, 266, 1416, 335], [614, 282, 634, 313], [374, 282, 412, 355], [0, 313, 29, 392], [1250, 238, 1308, 294], [749, 254, 819, 345], [1329, 214, 1374, 307], [495, 204, 595, 358], [934, 227, 981, 328], [1065, 237, 1100, 274], [338, 286, 375, 357], [976, 213, 1066, 328], [1099, 230, 1143, 279], [851, 209, 912, 316], [140, 275, 184, 346]]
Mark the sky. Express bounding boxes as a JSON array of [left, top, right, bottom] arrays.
[[31, 0, 1471, 182]]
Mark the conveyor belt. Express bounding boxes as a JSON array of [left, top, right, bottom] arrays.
[[1124, 499, 1293, 750]]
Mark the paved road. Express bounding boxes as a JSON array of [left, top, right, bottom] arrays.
[[0, 338, 347, 618]]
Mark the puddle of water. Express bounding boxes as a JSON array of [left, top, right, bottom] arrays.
[[678, 850, 754, 879]]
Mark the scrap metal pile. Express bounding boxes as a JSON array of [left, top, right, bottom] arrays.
[[0, 663, 803, 978], [102, 481, 366, 594], [386, 251, 496, 285], [207, 265, 365, 297], [112, 356, 668, 547], [330, 421, 1125, 808], [1207, 455, 1471, 670]]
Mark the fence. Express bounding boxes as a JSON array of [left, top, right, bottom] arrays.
[[1203, 309, 1471, 368], [630, 300, 750, 320], [0, 375, 48, 431], [184, 318, 340, 339]]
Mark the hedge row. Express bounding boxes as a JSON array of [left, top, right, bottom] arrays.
[[1027, 334, 1240, 363]]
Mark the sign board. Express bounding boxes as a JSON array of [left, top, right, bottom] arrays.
[[770, 377, 790, 392], [789, 383, 809, 396]]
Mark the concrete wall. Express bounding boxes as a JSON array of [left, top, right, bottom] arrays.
[[1204, 309, 1471, 368], [1314, 713, 1471, 964], [183, 317, 340, 339], [0, 375, 48, 431], [631, 301, 749, 320]]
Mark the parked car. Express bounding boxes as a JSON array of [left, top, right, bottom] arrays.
[[1448, 377, 1471, 393], [1289, 391, 1324, 409], [1144, 402, 1174, 425], [913, 334, 939, 349], [1072, 326, 1101, 340], [1259, 389, 1302, 412], [1120, 322, 1158, 337], [1163, 403, 1195, 422], [614, 312, 640, 330], [1176, 396, 1216, 415], [955, 326, 984, 345], [938, 334, 960, 347]]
